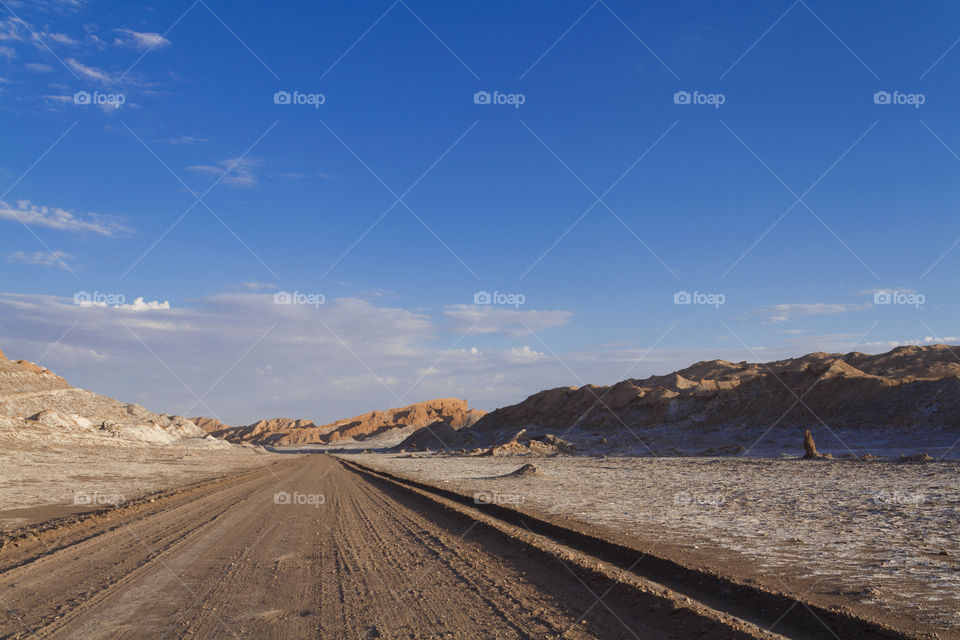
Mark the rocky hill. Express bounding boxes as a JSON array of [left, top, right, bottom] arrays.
[[437, 345, 960, 456], [203, 417, 321, 444], [191, 416, 229, 434], [0, 347, 215, 445], [196, 398, 485, 446]]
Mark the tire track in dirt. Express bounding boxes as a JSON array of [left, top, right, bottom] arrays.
[[1, 471, 276, 636], [339, 455, 922, 640], [1, 455, 780, 639], [348, 476, 570, 637]]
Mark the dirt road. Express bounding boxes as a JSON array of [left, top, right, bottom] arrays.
[[0, 455, 784, 639]]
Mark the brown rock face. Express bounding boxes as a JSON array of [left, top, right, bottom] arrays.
[[803, 429, 819, 458], [190, 417, 230, 434], [0, 346, 6, 359], [204, 399, 484, 446], [456, 344, 960, 452]]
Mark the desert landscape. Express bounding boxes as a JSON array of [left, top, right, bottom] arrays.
[[2, 344, 959, 638], [3, 2, 958, 638]]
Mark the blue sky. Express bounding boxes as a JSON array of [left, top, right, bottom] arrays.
[[1, 0, 959, 424]]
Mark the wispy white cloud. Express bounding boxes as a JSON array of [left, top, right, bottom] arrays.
[[273, 171, 336, 180], [187, 157, 261, 187], [65, 57, 114, 83], [858, 287, 917, 296], [0, 16, 78, 49], [444, 304, 572, 337], [8, 0, 87, 11], [6, 249, 75, 270], [51, 0, 86, 10], [505, 346, 546, 363], [41, 94, 74, 104], [79, 296, 171, 311], [763, 302, 871, 324], [239, 281, 277, 291], [41, 31, 77, 45], [25, 62, 54, 72], [859, 337, 959, 349], [121, 297, 170, 311], [0, 199, 128, 236], [155, 135, 206, 145], [114, 28, 170, 51], [0, 17, 29, 45], [0, 293, 577, 423]]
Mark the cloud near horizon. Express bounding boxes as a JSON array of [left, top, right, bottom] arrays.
[[0, 293, 581, 424], [239, 281, 277, 291], [444, 304, 573, 337], [77, 296, 171, 311], [0, 292, 952, 427], [763, 302, 871, 324]]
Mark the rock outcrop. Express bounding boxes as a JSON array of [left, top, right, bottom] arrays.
[[192, 416, 229, 434], [803, 429, 819, 458], [209, 417, 320, 444], [504, 463, 543, 477], [0, 348, 209, 445], [481, 430, 574, 457], [202, 399, 485, 446]]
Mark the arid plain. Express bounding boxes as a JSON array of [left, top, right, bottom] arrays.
[[2, 345, 958, 639]]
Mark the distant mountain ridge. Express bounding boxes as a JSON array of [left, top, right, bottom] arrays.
[[430, 344, 960, 455], [194, 398, 485, 446]]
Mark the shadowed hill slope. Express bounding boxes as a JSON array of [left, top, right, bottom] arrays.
[[441, 345, 960, 455]]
